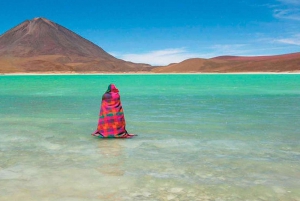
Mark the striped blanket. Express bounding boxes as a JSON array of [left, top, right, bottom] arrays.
[[92, 84, 134, 138]]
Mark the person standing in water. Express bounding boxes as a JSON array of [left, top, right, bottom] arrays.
[[92, 84, 135, 138]]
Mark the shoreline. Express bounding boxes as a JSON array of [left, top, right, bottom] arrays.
[[1, 71, 300, 75]]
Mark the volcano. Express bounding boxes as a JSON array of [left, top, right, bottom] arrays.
[[0, 17, 151, 73]]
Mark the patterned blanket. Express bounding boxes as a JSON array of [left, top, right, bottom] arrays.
[[92, 84, 134, 138]]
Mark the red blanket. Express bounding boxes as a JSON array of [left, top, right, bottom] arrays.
[[92, 84, 134, 138]]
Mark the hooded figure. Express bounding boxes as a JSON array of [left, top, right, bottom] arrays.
[[92, 84, 135, 138]]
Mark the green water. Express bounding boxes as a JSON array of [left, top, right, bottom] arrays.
[[0, 74, 300, 201]]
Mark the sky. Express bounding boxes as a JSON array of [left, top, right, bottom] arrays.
[[0, 0, 299, 65]]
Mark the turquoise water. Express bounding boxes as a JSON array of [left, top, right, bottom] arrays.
[[0, 74, 300, 201]]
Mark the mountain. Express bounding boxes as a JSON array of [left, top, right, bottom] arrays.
[[1, 18, 299, 74], [0, 17, 151, 73], [152, 52, 300, 73]]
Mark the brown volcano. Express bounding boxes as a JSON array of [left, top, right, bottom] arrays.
[[152, 52, 300, 73], [0, 17, 151, 73]]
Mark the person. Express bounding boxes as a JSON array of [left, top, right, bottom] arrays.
[[92, 84, 135, 138]]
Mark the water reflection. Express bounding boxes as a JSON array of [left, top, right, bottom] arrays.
[[96, 140, 126, 201], [96, 140, 124, 176]]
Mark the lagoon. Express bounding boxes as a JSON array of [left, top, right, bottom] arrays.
[[0, 74, 300, 200]]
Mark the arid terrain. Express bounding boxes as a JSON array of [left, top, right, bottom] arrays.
[[0, 18, 299, 74], [153, 52, 300, 73]]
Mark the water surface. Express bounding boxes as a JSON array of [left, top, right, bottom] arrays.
[[0, 74, 300, 201]]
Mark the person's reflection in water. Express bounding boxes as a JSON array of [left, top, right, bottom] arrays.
[[96, 140, 130, 201], [97, 140, 124, 176]]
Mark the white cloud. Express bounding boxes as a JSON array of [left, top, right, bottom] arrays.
[[273, 0, 300, 20], [277, 0, 300, 5], [116, 48, 199, 66], [111, 45, 255, 66], [209, 44, 249, 56], [273, 8, 300, 20], [276, 34, 300, 45]]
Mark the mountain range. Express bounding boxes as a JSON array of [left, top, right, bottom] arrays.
[[153, 52, 300, 73], [0, 18, 299, 73]]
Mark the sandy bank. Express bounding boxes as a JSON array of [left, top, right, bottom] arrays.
[[1, 70, 300, 75]]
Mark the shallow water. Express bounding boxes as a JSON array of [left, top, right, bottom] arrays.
[[0, 74, 300, 201]]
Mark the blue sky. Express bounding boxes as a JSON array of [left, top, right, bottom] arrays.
[[0, 0, 299, 65]]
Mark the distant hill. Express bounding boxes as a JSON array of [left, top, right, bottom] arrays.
[[152, 52, 300, 73], [0, 17, 151, 73]]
